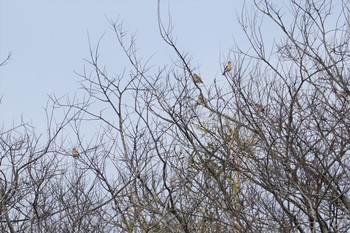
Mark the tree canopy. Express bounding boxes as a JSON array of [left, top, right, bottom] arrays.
[[1, 0, 350, 232]]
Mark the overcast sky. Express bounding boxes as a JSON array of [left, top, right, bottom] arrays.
[[0, 0, 260, 134]]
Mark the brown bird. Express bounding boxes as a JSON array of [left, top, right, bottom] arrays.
[[222, 61, 233, 75], [197, 93, 208, 107], [72, 147, 79, 157], [192, 73, 203, 84], [255, 103, 265, 113]]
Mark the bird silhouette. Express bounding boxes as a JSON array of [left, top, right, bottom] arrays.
[[192, 73, 203, 84], [255, 103, 265, 113], [197, 93, 208, 107], [72, 147, 79, 157], [222, 61, 233, 75]]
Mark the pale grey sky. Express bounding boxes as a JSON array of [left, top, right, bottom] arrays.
[[0, 1, 255, 133]]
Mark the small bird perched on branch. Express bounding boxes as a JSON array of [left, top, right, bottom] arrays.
[[192, 73, 203, 84], [72, 147, 79, 157], [255, 103, 265, 113], [197, 93, 208, 107], [222, 61, 232, 75]]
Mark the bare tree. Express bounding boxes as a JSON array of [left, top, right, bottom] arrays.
[[1, 0, 350, 232], [51, 0, 350, 232]]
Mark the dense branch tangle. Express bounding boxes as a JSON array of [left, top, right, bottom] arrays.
[[1, 0, 350, 232]]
